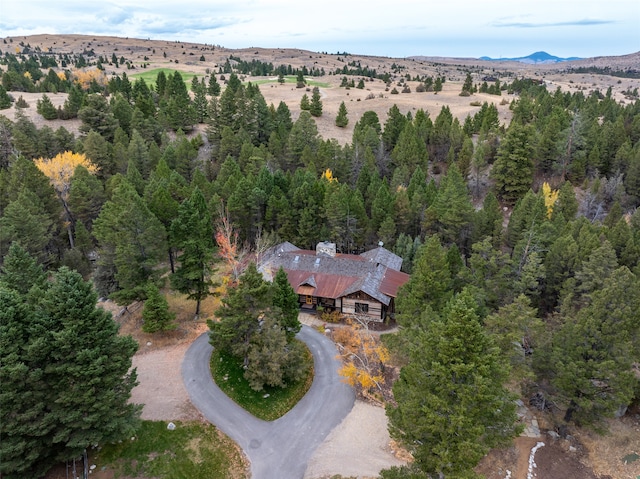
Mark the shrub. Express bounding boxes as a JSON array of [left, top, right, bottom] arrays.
[[469, 101, 482, 107], [390, 87, 399, 94], [401, 85, 411, 93], [15, 95, 29, 108], [36, 94, 58, 120], [321, 309, 343, 323], [416, 83, 426, 93], [142, 284, 177, 333]]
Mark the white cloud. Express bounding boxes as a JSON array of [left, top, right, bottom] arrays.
[[1, 0, 637, 58]]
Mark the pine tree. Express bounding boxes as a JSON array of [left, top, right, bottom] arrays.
[[485, 294, 543, 373], [170, 188, 215, 317], [272, 266, 300, 340], [491, 122, 534, 205], [78, 93, 119, 142], [382, 104, 407, 151], [391, 121, 428, 175], [243, 315, 307, 391], [209, 262, 272, 363], [209, 263, 306, 390], [550, 267, 640, 426], [388, 291, 519, 478], [0, 242, 47, 296], [93, 180, 167, 303], [208, 74, 221, 96], [0, 85, 11, 109], [309, 87, 323, 117], [300, 93, 310, 111], [36, 93, 58, 120], [335, 101, 348, 127], [68, 165, 106, 230], [396, 235, 453, 317], [0, 189, 55, 266], [0, 267, 140, 479], [460, 72, 474, 96], [142, 283, 176, 333], [424, 164, 474, 248]]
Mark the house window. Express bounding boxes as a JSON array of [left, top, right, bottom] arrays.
[[355, 302, 369, 314]]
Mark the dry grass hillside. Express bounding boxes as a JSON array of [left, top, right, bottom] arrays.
[[2, 34, 639, 145]]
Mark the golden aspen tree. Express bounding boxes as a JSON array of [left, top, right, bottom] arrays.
[[71, 68, 107, 91], [321, 168, 338, 183], [35, 151, 98, 248], [542, 181, 560, 219], [334, 317, 390, 399]]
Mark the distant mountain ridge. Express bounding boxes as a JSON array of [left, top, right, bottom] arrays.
[[479, 51, 582, 64]]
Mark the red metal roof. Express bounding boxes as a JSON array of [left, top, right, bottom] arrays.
[[286, 270, 360, 299], [379, 268, 410, 298]]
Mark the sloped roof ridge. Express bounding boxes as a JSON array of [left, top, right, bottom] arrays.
[[340, 264, 391, 305], [360, 247, 403, 271]]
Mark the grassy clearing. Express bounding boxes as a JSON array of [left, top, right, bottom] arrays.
[[129, 68, 201, 89], [94, 420, 247, 479], [248, 76, 330, 88], [210, 344, 314, 421]]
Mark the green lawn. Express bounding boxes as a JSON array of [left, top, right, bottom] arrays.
[[93, 421, 246, 479], [129, 68, 201, 89], [210, 343, 314, 421]]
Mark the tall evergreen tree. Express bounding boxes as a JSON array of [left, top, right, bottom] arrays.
[[271, 266, 301, 340], [335, 101, 348, 127], [491, 123, 534, 205], [388, 291, 519, 478], [424, 164, 474, 249], [209, 263, 306, 390], [396, 235, 453, 317], [550, 267, 640, 426], [0, 267, 140, 479], [209, 262, 272, 364], [309, 87, 323, 117], [0, 242, 47, 296], [93, 180, 167, 303], [0, 189, 55, 266], [170, 188, 215, 317]]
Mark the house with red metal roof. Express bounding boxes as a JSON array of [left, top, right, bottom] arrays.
[[258, 241, 410, 322]]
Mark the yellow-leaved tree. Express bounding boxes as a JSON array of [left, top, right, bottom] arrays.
[[35, 151, 98, 248], [321, 168, 338, 183], [542, 182, 559, 219], [334, 316, 390, 400], [72, 68, 107, 91]]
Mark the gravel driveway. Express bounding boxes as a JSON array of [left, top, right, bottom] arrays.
[[182, 326, 357, 479]]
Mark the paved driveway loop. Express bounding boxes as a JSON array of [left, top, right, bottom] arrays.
[[182, 326, 355, 479]]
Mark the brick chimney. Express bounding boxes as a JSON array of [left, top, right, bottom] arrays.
[[316, 241, 336, 257]]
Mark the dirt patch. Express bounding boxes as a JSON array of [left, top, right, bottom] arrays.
[[534, 438, 600, 479], [304, 401, 407, 479]]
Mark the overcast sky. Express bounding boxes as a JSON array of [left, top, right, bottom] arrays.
[[1, 0, 638, 58]]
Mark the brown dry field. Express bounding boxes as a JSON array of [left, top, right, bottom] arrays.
[[6, 34, 640, 479], [3, 34, 640, 147]]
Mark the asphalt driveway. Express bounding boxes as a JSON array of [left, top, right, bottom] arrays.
[[181, 325, 355, 479]]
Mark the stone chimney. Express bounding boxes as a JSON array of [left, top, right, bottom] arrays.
[[316, 241, 337, 257]]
